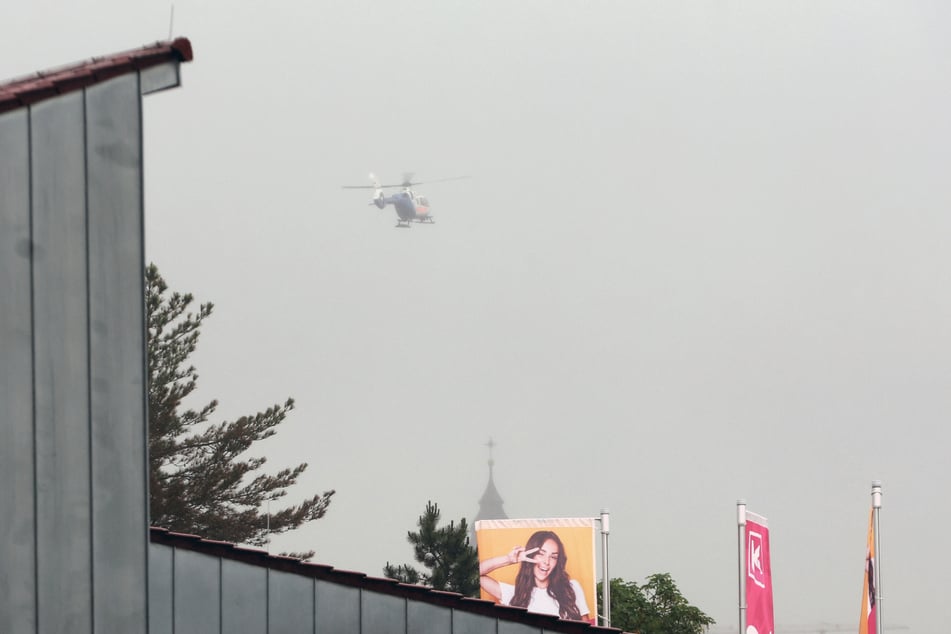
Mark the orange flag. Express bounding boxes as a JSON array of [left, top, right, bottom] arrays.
[[858, 508, 877, 634]]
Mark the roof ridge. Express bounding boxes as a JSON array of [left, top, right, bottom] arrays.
[[0, 37, 193, 114]]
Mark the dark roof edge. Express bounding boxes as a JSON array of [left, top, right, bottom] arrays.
[[0, 37, 193, 115], [168, 37, 194, 62], [149, 527, 624, 634]]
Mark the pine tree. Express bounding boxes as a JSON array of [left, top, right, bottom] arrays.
[[384, 501, 479, 596], [147, 264, 334, 555]]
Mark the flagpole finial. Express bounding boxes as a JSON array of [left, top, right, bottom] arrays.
[[871, 480, 882, 509], [737, 499, 746, 526]]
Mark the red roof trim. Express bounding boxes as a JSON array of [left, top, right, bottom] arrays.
[[149, 527, 621, 634], [0, 37, 193, 115]]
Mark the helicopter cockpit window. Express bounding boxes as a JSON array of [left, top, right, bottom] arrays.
[[418, 196, 429, 206]]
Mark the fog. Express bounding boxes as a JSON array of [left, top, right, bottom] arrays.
[[4, 2, 949, 632]]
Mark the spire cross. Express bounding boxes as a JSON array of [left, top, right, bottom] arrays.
[[485, 438, 496, 470]]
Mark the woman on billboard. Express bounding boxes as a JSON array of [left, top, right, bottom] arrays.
[[479, 530, 590, 622]]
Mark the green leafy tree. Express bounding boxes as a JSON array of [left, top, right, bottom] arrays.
[[598, 573, 715, 634], [147, 264, 334, 556], [384, 501, 479, 596]]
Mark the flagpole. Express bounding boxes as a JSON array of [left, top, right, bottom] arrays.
[[871, 481, 883, 634], [600, 509, 611, 628], [737, 499, 747, 634]]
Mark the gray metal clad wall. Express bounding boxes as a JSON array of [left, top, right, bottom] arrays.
[[222, 558, 269, 632], [0, 73, 147, 633], [148, 542, 175, 634], [270, 569, 316, 633], [408, 601, 453, 634], [454, 610, 499, 634], [361, 587, 404, 633], [500, 620, 547, 634], [32, 88, 92, 634], [86, 73, 149, 632], [316, 578, 360, 633], [146, 541, 600, 634], [174, 549, 222, 634], [0, 107, 35, 634]]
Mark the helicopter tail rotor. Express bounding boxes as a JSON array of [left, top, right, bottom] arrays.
[[369, 173, 386, 208]]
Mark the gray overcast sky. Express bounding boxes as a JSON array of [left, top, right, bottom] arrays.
[[5, 2, 949, 632]]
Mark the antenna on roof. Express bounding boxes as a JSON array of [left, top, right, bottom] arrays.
[[168, 4, 175, 40]]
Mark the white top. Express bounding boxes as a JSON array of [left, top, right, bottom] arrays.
[[498, 580, 589, 618]]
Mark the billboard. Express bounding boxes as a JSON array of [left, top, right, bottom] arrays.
[[475, 518, 596, 624]]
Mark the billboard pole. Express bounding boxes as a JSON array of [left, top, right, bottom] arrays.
[[871, 481, 883, 634], [600, 509, 611, 627], [737, 500, 747, 634]]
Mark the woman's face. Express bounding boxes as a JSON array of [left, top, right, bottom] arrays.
[[532, 538, 560, 587]]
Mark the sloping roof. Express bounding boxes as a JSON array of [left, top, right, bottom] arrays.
[[150, 527, 622, 634], [0, 37, 193, 114]]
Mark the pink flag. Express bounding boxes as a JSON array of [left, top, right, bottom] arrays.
[[746, 512, 774, 634]]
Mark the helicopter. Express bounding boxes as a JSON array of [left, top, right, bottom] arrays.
[[342, 173, 467, 228]]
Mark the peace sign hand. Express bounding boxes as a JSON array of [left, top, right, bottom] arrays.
[[508, 546, 540, 565]]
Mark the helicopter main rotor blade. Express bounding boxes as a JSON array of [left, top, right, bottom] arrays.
[[344, 174, 470, 189], [342, 184, 405, 189], [403, 175, 470, 187]]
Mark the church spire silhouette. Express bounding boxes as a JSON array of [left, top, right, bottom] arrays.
[[474, 438, 507, 524]]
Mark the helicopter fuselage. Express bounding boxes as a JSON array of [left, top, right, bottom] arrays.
[[377, 189, 432, 224]]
